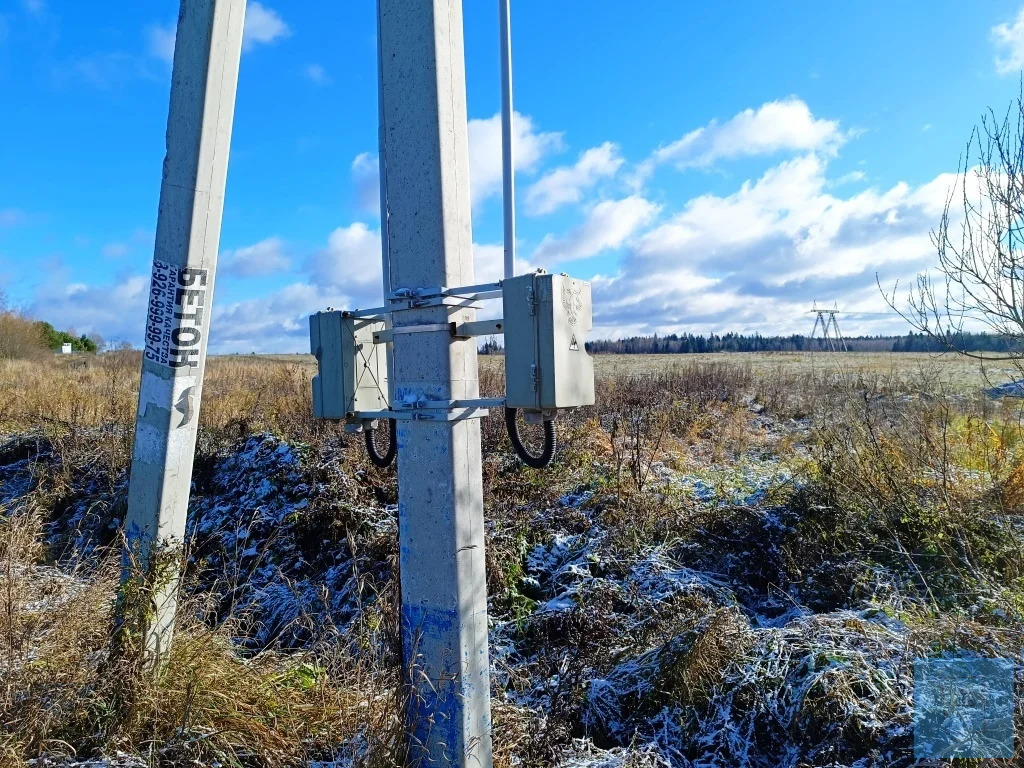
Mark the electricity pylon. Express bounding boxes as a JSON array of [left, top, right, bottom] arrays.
[[809, 303, 849, 352]]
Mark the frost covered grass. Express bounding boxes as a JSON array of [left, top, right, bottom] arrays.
[[3, 353, 1024, 766]]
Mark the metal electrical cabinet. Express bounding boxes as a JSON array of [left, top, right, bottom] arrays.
[[503, 272, 595, 412], [309, 310, 389, 420]]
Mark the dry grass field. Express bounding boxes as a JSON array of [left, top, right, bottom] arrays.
[[245, 348, 1018, 389], [3, 349, 1024, 766]]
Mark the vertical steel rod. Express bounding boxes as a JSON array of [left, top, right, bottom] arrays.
[[376, 0, 391, 299], [499, 0, 516, 279], [121, 0, 246, 659]]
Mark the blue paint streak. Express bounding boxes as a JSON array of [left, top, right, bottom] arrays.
[[402, 603, 465, 763]]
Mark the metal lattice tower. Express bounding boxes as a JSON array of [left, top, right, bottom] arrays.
[[809, 303, 849, 352]]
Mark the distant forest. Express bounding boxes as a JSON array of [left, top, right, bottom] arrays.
[[479, 331, 1023, 355]]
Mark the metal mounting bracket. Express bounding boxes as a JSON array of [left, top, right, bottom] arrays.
[[343, 295, 481, 320], [388, 281, 503, 306], [453, 319, 505, 338], [355, 407, 491, 422], [373, 319, 507, 344], [353, 396, 506, 422]]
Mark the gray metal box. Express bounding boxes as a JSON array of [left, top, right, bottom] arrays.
[[503, 273, 595, 411], [309, 311, 389, 420]]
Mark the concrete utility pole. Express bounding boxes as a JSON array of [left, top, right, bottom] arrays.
[[377, 0, 494, 765], [122, 0, 246, 658]]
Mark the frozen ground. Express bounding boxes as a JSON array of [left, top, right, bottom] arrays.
[[2, 399, 1020, 767]]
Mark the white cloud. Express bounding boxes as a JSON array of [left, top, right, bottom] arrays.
[[833, 170, 866, 186], [26, 96, 959, 349], [468, 112, 563, 207], [61, 51, 149, 89], [591, 153, 952, 338], [31, 270, 150, 342], [222, 237, 291, 277], [993, 8, 1024, 75], [0, 209, 26, 227], [102, 242, 130, 259], [473, 242, 536, 285], [533, 196, 660, 264], [243, 2, 290, 51], [305, 223, 384, 300], [647, 98, 843, 172], [351, 152, 381, 215], [350, 112, 561, 214], [147, 3, 289, 61], [211, 282, 344, 353], [526, 142, 624, 215], [146, 23, 176, 64], [305, 63, 330, 85]]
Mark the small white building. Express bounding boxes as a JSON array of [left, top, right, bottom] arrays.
[[61, 343, 72, 355]]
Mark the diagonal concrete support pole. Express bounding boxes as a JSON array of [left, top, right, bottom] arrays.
[[121, 0, 245, 659], [377, 0, 494, 764]]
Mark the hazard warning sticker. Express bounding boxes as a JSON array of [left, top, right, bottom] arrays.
[[143, 260, 209, 374], [569, 334, 579, 351]]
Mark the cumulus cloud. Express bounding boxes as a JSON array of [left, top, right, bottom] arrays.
[[473, 242, 536, 285], [305, 63, 331, 85], [468, 112, 563, 207], [993, 8, 1024, 75], [351, 152, 381, 215], [590, 153, 951, 338], [150, 2, 288, 62], [351, 112, 561, 215], [147, 23, 176, 63], [533, 196, 660, 264], [102, 242, 130, 259], [29, 95, 957, 349], [211, 282, 347, 353], [243, 3, 290, 51], [526, 142, 624, 215], [31, 268, 150, 342], [647, 98, 843, 172], [221, 237, 291, 277], [305, 223, 384, 302], [0, 209, 26, 227]]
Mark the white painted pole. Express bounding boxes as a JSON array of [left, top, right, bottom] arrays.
[[499, 0, 516, 279], [122, 0, 246, 659], [377, 1, 494, 765]]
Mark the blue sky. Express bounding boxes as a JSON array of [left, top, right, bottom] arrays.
[[2, 0, 1024, 351]]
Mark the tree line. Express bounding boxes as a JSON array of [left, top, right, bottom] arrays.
[[0, 293, 101, 360], [479, 331, 1019, 355]]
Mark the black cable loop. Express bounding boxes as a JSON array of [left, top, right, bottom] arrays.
[[365, 418, 398, 468], [504, 407, 556, 468]]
